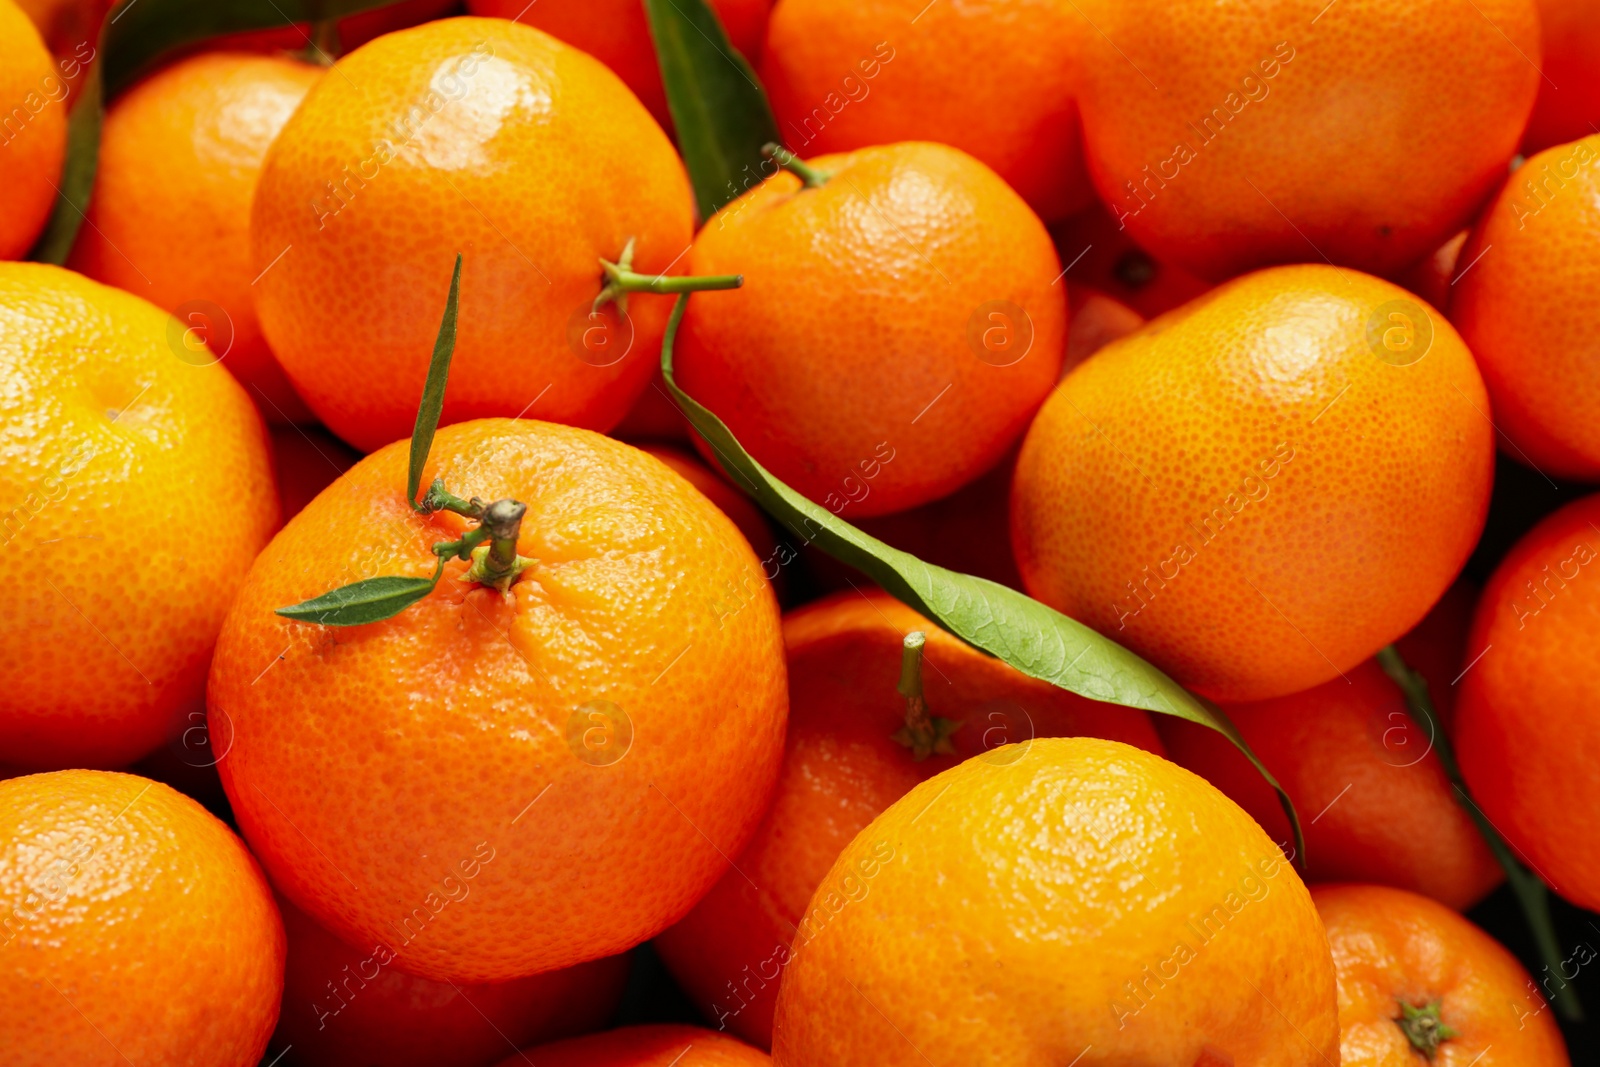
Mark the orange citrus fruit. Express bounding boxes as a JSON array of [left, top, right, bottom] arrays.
[[467, 0, 770, 130], [1456, 492, 1600, 912], [770, 737, 1339, 1065], [0, 263, 277, 769], [1522, 0, 1600, 152], [497, 1024, 772, 1066], [272, 895, 630, 1067], [761, 0, 1090, 221], [1159, 658, 1502, 911], [209, 419, 787, 981], [1073, 0, 1540, 278], [655, 590, 1165, 1046], [1449, 135, 1600, 481], [0, 770, 284, 1067], [1313, 884, 1571, 1065], [678, 141, 1066, 517], [250, 17, 695, 451], [0, 0, 68, 260], [70, 51, 321, 423], [1012, 264, 1493, 701]]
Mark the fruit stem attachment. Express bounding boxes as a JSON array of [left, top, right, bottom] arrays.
[[891, 631, 961, 761], [1394, 1001, 1458, 1060], [1378, 645, 1584, 1023], [762, 143, 830, 188], [460, 498, 535, 593], [594, 237, 743, 315]]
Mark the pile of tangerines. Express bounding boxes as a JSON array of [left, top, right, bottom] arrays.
[[1, 0, 1598, 1063]]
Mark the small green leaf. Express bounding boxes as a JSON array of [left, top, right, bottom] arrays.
[[29, 0, 414, 264], [408, 253, 462, 509], [657, 293, 1305, 859], [644, 0, 781, 220], [276, 571, 440, 627]]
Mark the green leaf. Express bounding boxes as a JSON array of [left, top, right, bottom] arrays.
[[657, 293, 1305, 859], [276, 570, 440, 627], [643, 0, 781, 220], [29, 0, 414, 264], [408, 253, 463, 508], [1378, 645, 1584, 1022]]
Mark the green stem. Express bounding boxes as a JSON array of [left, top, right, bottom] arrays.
[[1377, 645, 1583, 1023], [462, 498, 535, 593], [594, 237, 742, 315], [762, 142, 830, 188], [419, 477, 482, 519], [1395, 1000, 1458, 1060], [890, 631, 961, 761]]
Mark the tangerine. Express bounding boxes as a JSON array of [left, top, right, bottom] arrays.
[[1455, 492, 1600, 912], [1313, 884, 1570, 1065], [1073, 0, 1540, 278], [1012, 264, 1493, 701], [70, 51, 322, 422], [677, 141, 1065, 517], [0, 263, 277, 769], [209, 419, 787, 981], [761, 0, 1091, 220], [655, 590, 1165, 1045], [0, 0, 68, 260], [770, 737, 1339, 1065], [1159, 657, 1502, 911], [1522, 0, 1600, 153], [250, 17, 696, 451], [0, 770, 284, 1067], [1449, 135, 1600, 481]]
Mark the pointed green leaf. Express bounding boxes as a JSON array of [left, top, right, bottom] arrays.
[[1378, 645, 1583, 1022], [657, 293, 1305, 859], [408, 253, 462, 509], [29, 0, 414, 264], [276, 573, 439, 627], [644, 0, 781, 220]]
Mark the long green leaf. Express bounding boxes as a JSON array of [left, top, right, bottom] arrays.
[[1377, 645, 1583, 1021], [408, 253, 462, 508], [29, 0, 414, 264], [276, 573, 439, 626], [657, 293, 1304, 858], [643, 0, 780, 220]]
